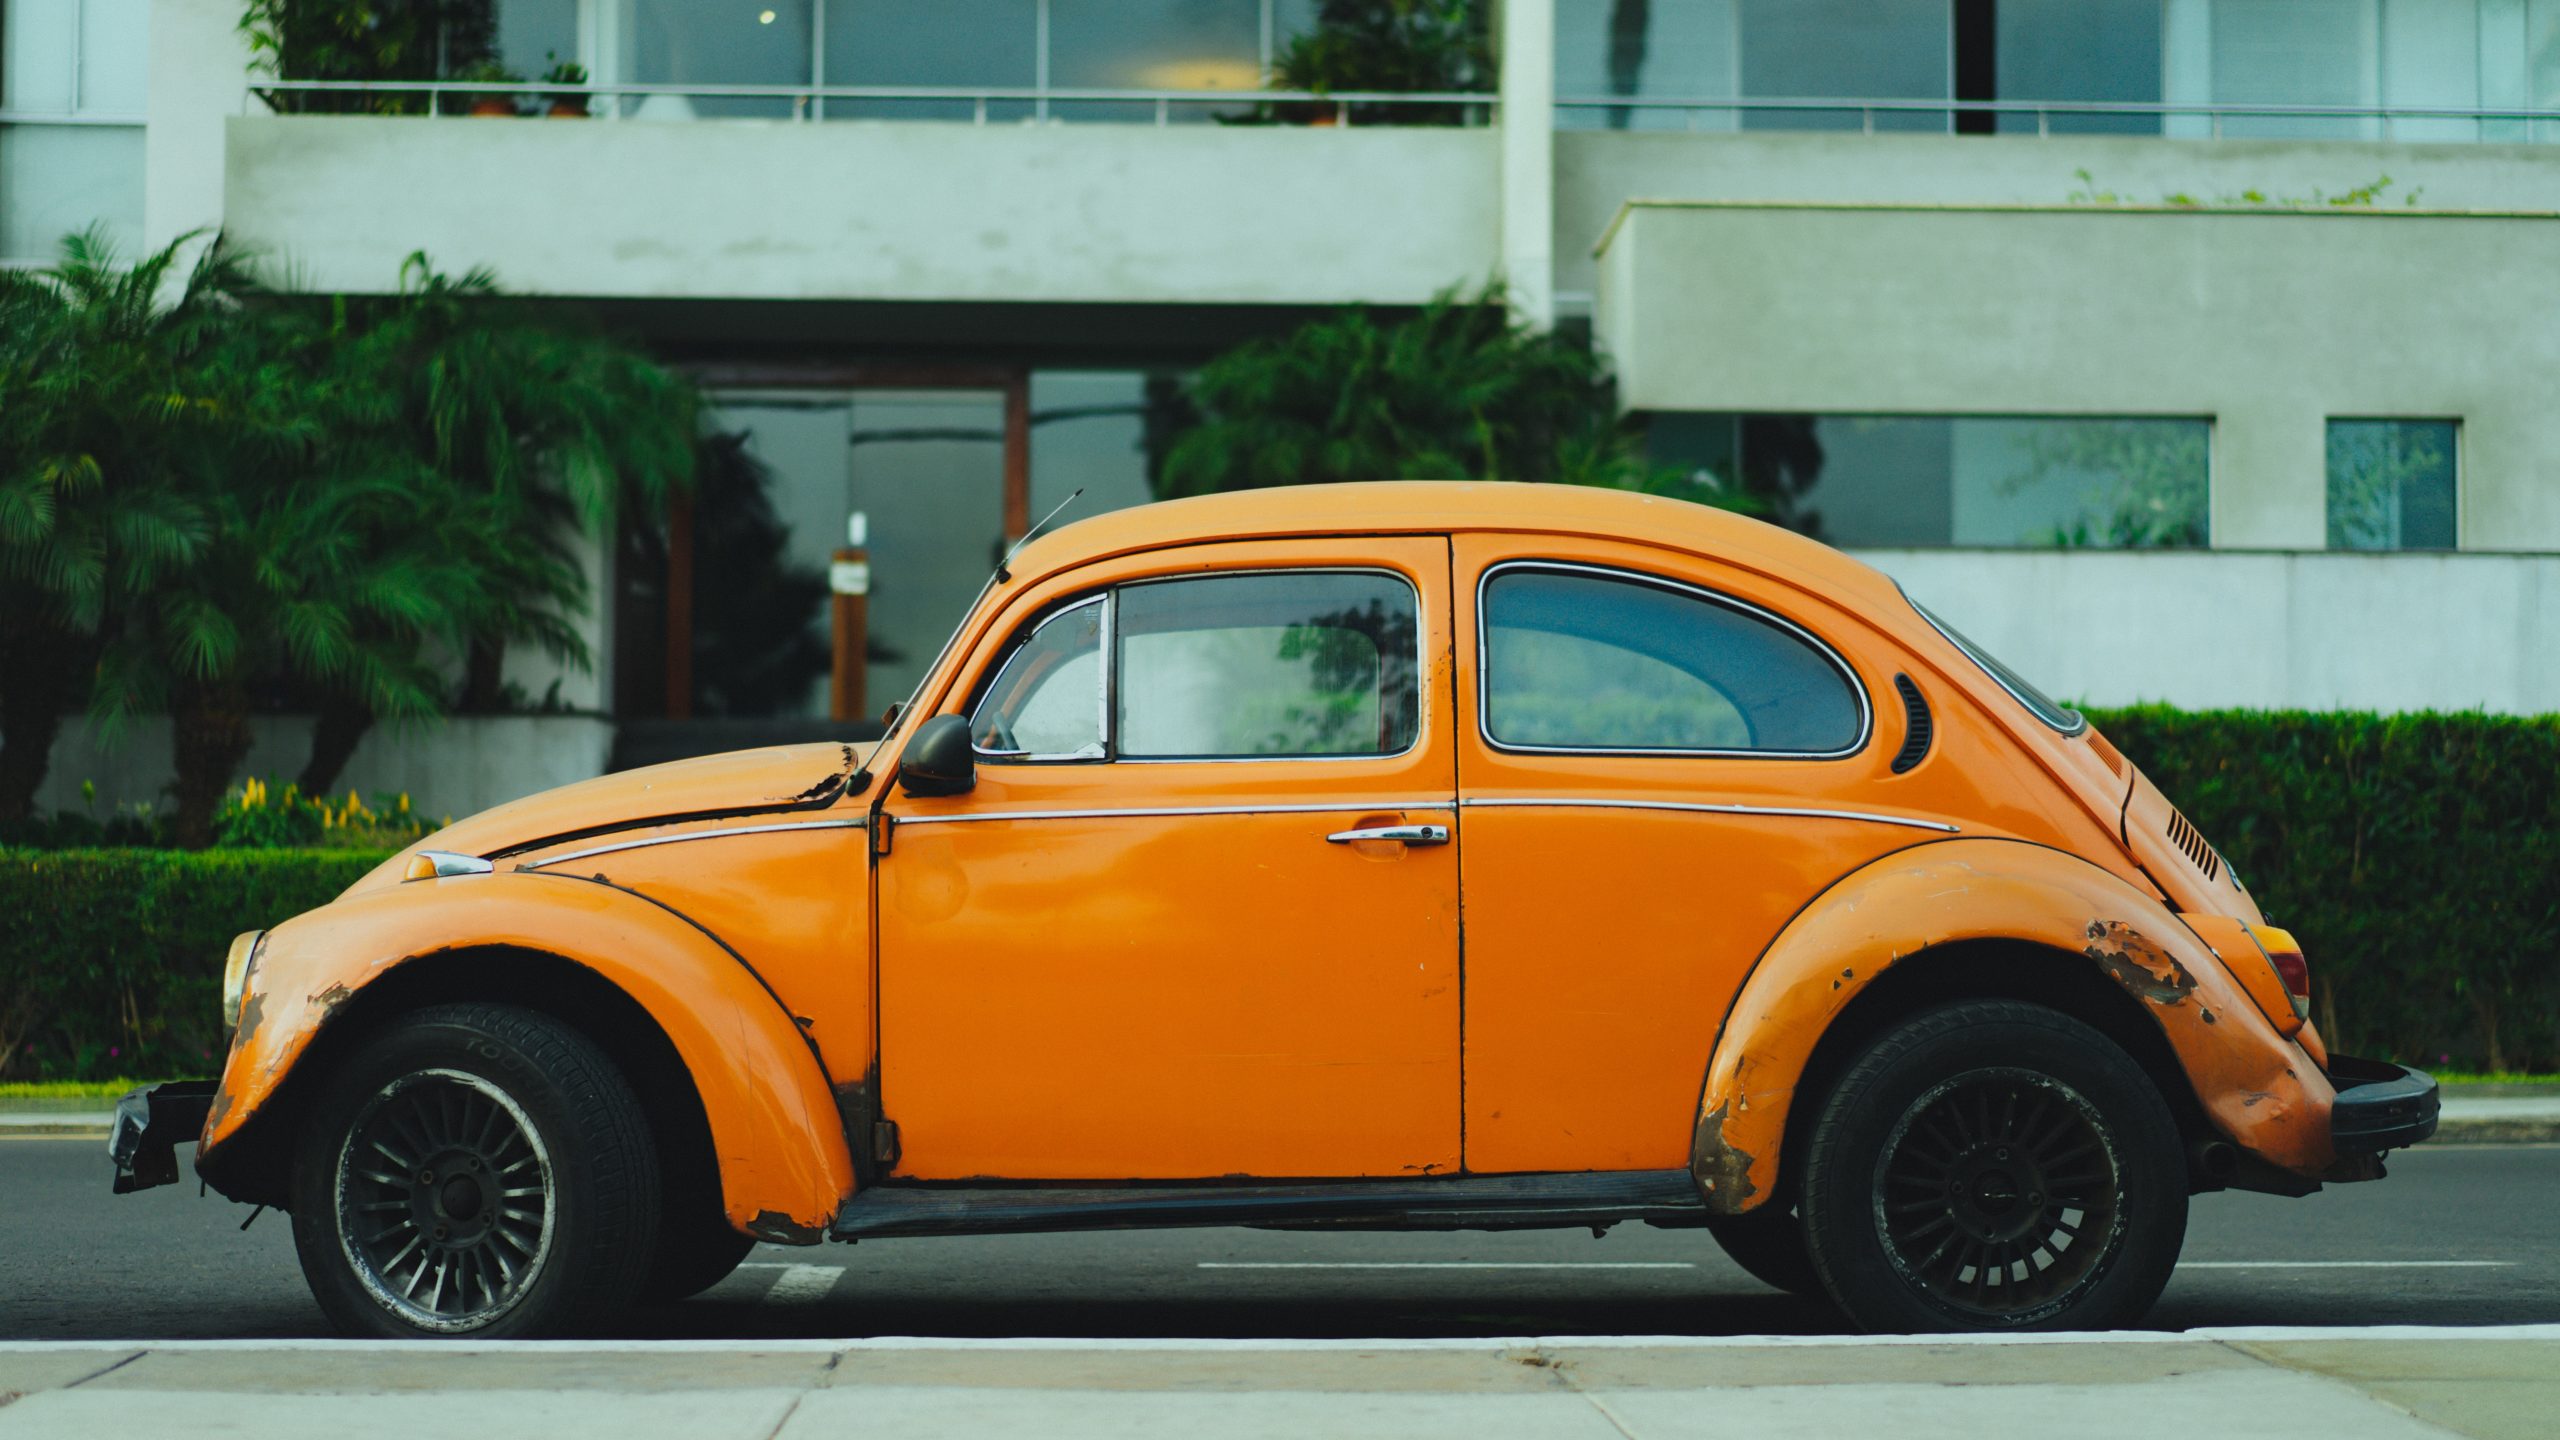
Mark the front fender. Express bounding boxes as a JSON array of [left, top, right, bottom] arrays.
[[202, 870, 855, 1241], [1690, 838, 2334, 1214]]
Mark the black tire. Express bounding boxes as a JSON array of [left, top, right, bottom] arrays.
[[641, 1213, 757, 1304], [288, 1002, 661, 1338], [1798, 1000, 2187, 1333], [1705, 1204, 1827, 1302]]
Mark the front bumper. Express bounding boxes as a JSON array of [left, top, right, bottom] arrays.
[[2327, 1054, 2440, 1155], [107, 1080, 216, 1194]]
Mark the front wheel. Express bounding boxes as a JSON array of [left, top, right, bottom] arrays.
[[1798, 1000, 2188, 1333], [288, 1002, 661, 1338]]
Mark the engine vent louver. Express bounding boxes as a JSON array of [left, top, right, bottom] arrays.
[[2165, 805, 2222, 882], [1890, 673, 1932, 774]]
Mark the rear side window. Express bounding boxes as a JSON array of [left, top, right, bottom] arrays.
[[1117, 571, 1419, 759], [1480, 565, 1867, 757]]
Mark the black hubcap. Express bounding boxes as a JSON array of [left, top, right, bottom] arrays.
[[338, 1071, 552, 1329], [1875, 1068, 2123, 1318]]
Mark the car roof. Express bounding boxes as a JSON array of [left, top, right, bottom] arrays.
[[1008, 481, 1906, 615]]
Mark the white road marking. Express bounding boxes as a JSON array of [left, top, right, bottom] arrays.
[[2178, 1260, 2511, 1269], [762, 1264, 844, 1305], [1197, 1262, 1696, 1271]]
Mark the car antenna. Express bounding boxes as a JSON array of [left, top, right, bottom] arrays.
[[994, 489, 1083, 584]]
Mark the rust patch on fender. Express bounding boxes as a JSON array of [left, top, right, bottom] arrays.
[[1691, 1099, 1758, 1211], [744, 1209, 826, 1245], [781, 745, 861, 805], [309, 982, 356, 1018], [2084, 920, 2199, 1006], [227, 988, 267, 1056]]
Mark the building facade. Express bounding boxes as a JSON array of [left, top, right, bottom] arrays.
[[7, 0, 2556, 812]]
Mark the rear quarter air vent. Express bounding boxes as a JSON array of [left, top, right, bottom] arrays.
[[1890, 673, 1933, 774], [2165, 805, 2222, 882]]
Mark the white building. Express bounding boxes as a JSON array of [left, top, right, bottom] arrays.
[[7, 0, 2556, 813]]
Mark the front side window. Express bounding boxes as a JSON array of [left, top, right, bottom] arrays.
[[1117, 571, 1419, 759], [966, 569, 1421, 763], [1482, 566, 1866, 756]]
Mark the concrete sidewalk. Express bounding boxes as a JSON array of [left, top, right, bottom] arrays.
[[0, 1329, 2551, 1439]]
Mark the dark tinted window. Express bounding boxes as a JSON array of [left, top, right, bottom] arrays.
[[1482, 568, 1865, 755]]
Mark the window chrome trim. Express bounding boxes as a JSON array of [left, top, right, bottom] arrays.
[[1473, 560, 1874, 761], [519, 818, 869, 869], [1901, 586, 2089, 737], [970, 593, 1112, 764], [895, 800, 1454, 826], [1460, 796, 1957, 834]]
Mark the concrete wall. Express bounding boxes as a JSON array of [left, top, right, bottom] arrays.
[[33, 715, 617, 825], [1596, 202, 2560, 551], [143, 0, 249, 251], [1555, 129, 2560, 301], [222, 117, 1500, 304], [1864, 549, 2560, 715]]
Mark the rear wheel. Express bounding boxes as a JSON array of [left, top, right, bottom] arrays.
[[288, 1003, 660, 1338], [1798, 1000, 2187, 1333]]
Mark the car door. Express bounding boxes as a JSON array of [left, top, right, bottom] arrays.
[[1452, 534, 1954, 1175], [875, 538, 1461, 1181]]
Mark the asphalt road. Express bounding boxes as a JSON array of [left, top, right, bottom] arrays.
[[3, 1138, 2551, 1340]]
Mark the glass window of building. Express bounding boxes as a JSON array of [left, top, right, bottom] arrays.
[[1554, 0, 1742, 132], [627, 0, 815, 117], [1050, 0, 1263, 122], [493, 0, 581, 85], [1736, 0, 1950, 131], [1994, 0, 2163, 134], [1649, 415, 2211, 550], [823, 0, 1038, 119], [2326, 419, 2457, 550], [2, 0, 146, 260]]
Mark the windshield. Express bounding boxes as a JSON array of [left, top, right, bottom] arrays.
[[1904, 591, 2086, 736]]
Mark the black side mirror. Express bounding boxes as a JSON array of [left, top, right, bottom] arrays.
[[897, 714, 976, 797]]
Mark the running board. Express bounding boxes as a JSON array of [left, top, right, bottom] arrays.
[[827, 1169, 1705, 1240]]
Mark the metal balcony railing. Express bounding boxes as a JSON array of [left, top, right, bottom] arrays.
[[250, 80, 1498, 128], [1554, 94, 2560, 140]]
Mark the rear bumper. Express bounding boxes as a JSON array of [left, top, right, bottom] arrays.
[[107, 1080, 216, 1194], [2326, 1054, 2439, 1156]]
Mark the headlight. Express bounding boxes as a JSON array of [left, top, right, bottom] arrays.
[[223, 930, 264, 1032]]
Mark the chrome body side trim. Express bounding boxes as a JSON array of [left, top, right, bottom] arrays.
[[1460, 796, 1958, 834], [518, 818, 870, 869], [894, 800, 1455, 826], [1473, 559, 1874, 761]]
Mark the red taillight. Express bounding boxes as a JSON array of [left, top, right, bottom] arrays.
[[2250, 925, 2312, 1018]]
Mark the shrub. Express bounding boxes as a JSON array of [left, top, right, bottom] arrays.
[[0, 848, 385, 1081], [2087, 707, 2560, 1072]]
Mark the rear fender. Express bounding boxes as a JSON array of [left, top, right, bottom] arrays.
[[1690, 838, 2334, 1214], [203, 870, 855, 1241]]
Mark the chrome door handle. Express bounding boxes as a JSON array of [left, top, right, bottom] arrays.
[[1326, 823, 1449, 846]]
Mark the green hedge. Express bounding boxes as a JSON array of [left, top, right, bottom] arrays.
[[4, 708, 2554, 1080], [2085, 707, 2560, 1073], [0, 850, 388, 1082]]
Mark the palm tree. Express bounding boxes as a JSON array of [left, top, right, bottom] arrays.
[[1156, 281, 1744, 508], [0, 231, 235, 825]]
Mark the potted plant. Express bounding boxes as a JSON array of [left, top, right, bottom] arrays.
[[454, 59, 524, 118], [541, 56, 590, 118]]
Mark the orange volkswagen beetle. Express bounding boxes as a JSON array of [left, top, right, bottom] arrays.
[[110, 482, 2435, 1337]]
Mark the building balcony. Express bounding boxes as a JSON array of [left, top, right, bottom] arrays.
[[218, 94, 1498, 308]]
